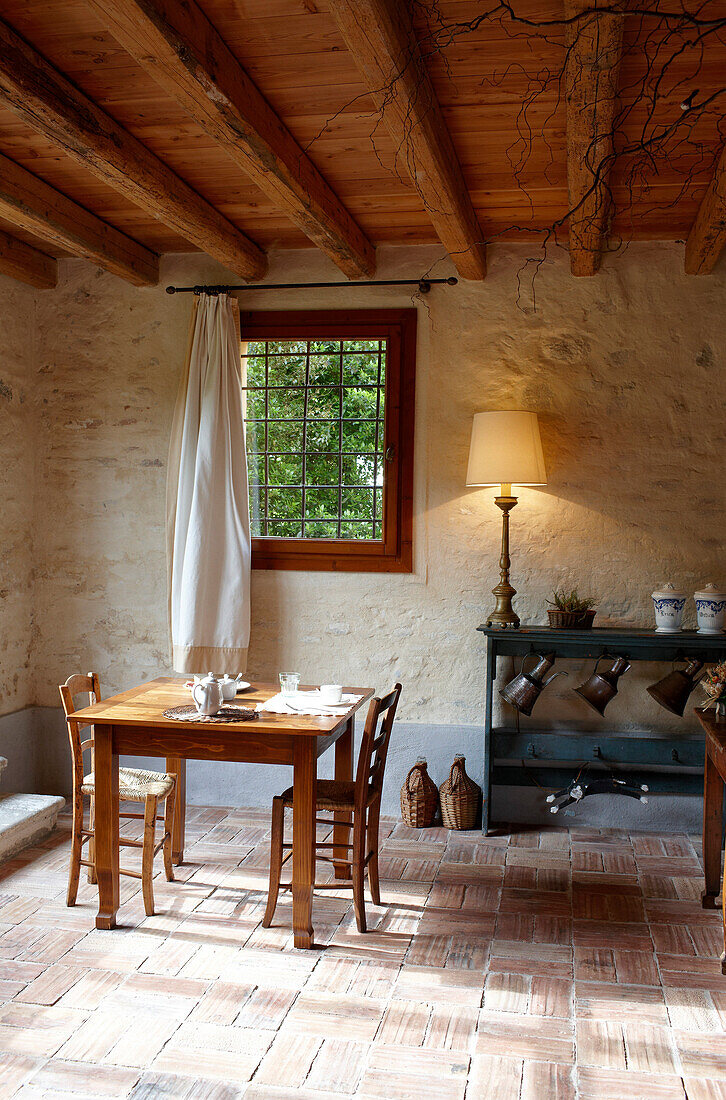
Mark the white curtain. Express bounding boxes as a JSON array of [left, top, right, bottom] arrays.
[[166, 293, 250, 674]]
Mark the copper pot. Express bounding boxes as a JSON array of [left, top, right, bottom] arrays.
[[500, 652, 567, 717], [574, 654, 631, 717], [647, 659, 704, 717]]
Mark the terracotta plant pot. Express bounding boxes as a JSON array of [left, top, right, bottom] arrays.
[[547, 609, 596, 630]]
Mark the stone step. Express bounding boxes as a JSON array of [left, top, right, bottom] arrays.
[[0, 792, 66, 863]]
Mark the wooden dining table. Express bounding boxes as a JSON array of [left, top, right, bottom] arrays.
[[68, 677, 374, 948]]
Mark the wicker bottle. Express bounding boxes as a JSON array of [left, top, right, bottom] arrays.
[[400, 758, 439, 828], [439, 755, 481, 830]]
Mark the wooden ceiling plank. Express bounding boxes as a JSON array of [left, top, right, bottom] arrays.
[[0, 151, 158, 285], [684, 144, 726, 274], [0, 16, 266, 280], [565, 0, 624, 277], [85, 0, 375, 279], [0, 226, 56, 288], [327, 0, 487, 281]]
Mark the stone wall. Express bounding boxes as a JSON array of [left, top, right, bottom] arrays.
[[0, 274, 39, 719], [1, 241, 724, 824]]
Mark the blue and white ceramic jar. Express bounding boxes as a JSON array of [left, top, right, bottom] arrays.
[[695, 583, 726, 635], [652, 583, 687, 633]]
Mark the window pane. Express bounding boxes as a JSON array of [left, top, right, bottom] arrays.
[[245, 354, 266, 386], [267, 420, 303, 453], [306, 453, 339, 486], [342, 386, 378, 419], [268, 454, 302, 486], [268, 388, 304, 420], [308, 354, 340, 385], [343, 454, 375, 486], [268, 486, 302, 519], [246, 389, 266, 419], [309, 339, 341, 354], [305, 520, 339, 538], [247, 450, 265, 487], [267, 355, 306, 387], [342, 420, 377, 452], [307, 419, 340, 452], [305, 487, 338, 520], [308, 386, 340, 419], [267, 520, 303, 537], [342, 351, 382, 385], [342, 487, 374, 519]]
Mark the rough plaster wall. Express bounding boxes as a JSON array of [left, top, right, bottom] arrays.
[[12, 241, 726, 821], [0, 274, 39, 718]]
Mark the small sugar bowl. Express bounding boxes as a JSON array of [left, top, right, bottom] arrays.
[[695, 583, 726, 635], [652, 582, 687, 633]]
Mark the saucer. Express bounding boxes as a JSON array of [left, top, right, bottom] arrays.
[[235, 681, 251, 693]]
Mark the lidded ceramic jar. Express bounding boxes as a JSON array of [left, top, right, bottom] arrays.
[[695, 583, 726, 635], [651, 582, 687, 633]]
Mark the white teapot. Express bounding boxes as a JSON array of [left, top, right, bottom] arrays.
[[192, 672, 223, 716]]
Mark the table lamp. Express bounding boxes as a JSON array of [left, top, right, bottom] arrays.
[[466, 411, 547, 629]]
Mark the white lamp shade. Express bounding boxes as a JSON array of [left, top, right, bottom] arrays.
[[466, 410, 547, 487]]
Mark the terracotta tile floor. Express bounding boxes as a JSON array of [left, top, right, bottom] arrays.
[[1, 806, 725, 1099]]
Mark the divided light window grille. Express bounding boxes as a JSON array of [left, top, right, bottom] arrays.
[[243, 338, 387, 541]]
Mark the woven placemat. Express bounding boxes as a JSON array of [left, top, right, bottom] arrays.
[[163, 704, 258, 723]]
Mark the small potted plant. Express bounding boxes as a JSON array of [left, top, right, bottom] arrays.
[[701, 660, 726, 717], [547, 588, 597, 630]]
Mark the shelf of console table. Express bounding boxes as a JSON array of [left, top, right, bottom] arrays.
[[477, 626, 726, 834]]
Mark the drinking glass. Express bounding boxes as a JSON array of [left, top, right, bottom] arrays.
[[279, 673, 300, 698]]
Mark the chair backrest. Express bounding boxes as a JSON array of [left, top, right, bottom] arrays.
[[59, 673, 101, 773], [354, 683, 402, 811]]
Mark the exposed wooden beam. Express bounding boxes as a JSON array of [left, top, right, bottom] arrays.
[[0, 17, 266, 281], [565, 0, 624, 276], [327, 0, 486, 281], [0, 153, 158, 286], [0, 228, 56, 288], [86, 0, 375, 280], [685, 144, 726, 274]]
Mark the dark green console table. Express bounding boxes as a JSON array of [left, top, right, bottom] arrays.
[[477, 625, 726, 834]]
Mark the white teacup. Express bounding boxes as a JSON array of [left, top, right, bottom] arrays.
[[319, 684, 343, 705]]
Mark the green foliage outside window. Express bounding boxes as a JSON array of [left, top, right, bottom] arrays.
[[243, 338, 386, 541]]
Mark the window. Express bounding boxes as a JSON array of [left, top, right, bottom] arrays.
[[241, 309, 416, 572]]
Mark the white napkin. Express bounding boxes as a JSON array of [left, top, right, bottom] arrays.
[[257, 690, 362, 716]]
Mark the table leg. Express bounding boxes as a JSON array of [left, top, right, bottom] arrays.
[[94, 725, 119, 930], [292, 738, 317, 949], [702, 749, 723, 909], [165, 756, 186, 865], [333, 717, 353, 879]]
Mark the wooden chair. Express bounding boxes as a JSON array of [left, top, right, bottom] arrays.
[[59, 673, 177, 916], [263, 683, 402, 934]]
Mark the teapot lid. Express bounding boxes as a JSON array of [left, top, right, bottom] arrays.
[[652, 582, 687, 599], [695, 582, 726, 599], [201, 671, 218, 682]]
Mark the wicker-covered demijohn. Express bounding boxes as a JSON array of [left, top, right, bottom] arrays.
[[439, 755, 481, 830], [400, 758, 439, 828]]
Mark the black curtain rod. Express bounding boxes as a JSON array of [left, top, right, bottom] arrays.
[[165, 277, 458, 295]]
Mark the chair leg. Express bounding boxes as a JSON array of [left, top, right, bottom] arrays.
[[163, 784, 176, 883], [722, 854, 726, 976], [87, 794, 98, 884], [66, 785, 84, 907], [141, 795, 157, 917], [352, 811, 367, 934], [367, 801, 381, 907], [263, 796, 285, 928]]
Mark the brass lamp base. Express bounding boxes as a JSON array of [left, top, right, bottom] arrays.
[[485, 490, 520, 629]]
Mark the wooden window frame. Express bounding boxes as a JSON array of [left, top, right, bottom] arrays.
[[241, 307, 416, 573]]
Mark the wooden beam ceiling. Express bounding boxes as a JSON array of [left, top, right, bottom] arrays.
[[86, 0, 375, 280], [564, 0, 624, 276], [0, 227, 56, 288], [327, 0, 487, 281], [0, 17, 266, 282], [0, 152, 158, 286], [684, 143, 726, 274]]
